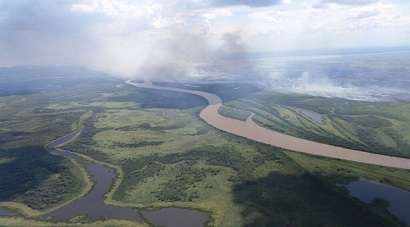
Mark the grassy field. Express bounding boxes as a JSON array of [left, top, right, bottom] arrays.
[[61, 86, 410, 226], [217, 106, 251, 121], [0, 216, 148, 227], [225, 92, 410, 158], [0, 93, 90, 213], [2, 75, 410, 226], [0, 73, 123, 220]]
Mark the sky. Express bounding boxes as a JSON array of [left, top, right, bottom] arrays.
[[0, 0, 409, 77]]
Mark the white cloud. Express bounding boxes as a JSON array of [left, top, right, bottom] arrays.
[[200, 8, 232, 20], [0, 0, 410, 78], [313, 0, 380, 9], [71, 0, 146, 18], [245, 1, 410, 51]]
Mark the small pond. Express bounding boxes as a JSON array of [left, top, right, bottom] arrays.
[[141, 207, 210, 227], [339, 178, 410, 226], [0, 207, 16, 216], [297, 108, 323, 124]]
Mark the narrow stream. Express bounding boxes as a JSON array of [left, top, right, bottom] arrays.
[[45, 132, 143, 222], [45, 130, 210, 226]]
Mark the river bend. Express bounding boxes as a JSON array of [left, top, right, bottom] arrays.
[[45, 129, 209, 226], [126, 80, 410, 170]]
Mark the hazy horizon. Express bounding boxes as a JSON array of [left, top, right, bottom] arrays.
[[1, 0, 410, 103], [2, 2, 410, 225], [1, 0, 410, 78]]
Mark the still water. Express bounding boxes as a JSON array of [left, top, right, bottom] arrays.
[[0, 207, 16, 216], [46, 135, 143, 222], [297, 108, 323, 124], [45, 131, 210, 226], [141, 207, 210, 227], [341, 178, 410, 226]]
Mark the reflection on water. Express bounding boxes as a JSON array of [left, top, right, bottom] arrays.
[[125, 80, 410, 169], [297, 108, 323, 124], [45, 131, 210, 225], [46, 132, 143, 222], [141, 207, 210, 227], [46, 149, 143, 222], [340, 178, 410, 226], [47, 131, 78, 149]]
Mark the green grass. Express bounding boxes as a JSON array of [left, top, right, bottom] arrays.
[[225, 92, 410, 158], [0, 94, 90, 212], [0, 146, 86, 211], [217, 106, 251, 121], [2, 79, 410, 226], [61, 87, 410, 226], [0, 216, 148, 226]]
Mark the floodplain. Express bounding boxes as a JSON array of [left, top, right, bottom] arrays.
[[1, 64, 410, 226]]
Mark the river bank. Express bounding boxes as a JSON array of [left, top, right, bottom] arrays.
[[126, 80, 410, 170], [44, 118, 210, 225]]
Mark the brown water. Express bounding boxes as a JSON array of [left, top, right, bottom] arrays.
[[127, 80, 410, 170]]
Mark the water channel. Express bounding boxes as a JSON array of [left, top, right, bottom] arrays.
[[44, 130, 209, 225], [126, 80, 410, 170], [45, 132, 143, 222], [125, 80, 410, 226]]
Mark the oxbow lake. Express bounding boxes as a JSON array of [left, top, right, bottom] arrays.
[[44, 131, 210, 226], [339, 178, 410, 226]]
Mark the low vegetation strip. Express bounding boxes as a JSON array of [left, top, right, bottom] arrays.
[[229, 93, 410, 158], [39, 80, 410, 226], [217, 106, 251, 121], [127, 80, 410, 170]]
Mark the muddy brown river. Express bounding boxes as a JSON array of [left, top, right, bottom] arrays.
[[126, 80, 410, 170]]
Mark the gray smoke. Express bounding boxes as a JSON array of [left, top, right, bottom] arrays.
[[264, 69, 410, 102], [137, 30, 253, 81]]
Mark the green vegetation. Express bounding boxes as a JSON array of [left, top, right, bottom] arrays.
[[0, 216, 148, 226], [153, 81, 261, 102], [1, 73, 410, 226], [0, 73, 122, 217], [112, 87, 208, 109], [0, 147, 85, 210], [225, 93, 410, 158], [217, 106, 251, 121], [0, 93, 90, 212], [61, 87, 410, 226]]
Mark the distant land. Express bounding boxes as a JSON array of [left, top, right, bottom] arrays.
[[1, 49, 410, 226]]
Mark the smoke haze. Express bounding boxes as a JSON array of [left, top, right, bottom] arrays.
[[1, 0, 409, 101]]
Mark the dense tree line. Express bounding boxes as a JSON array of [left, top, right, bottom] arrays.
[[115, 143, 284, 202], [0, 146, 82, 210]]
